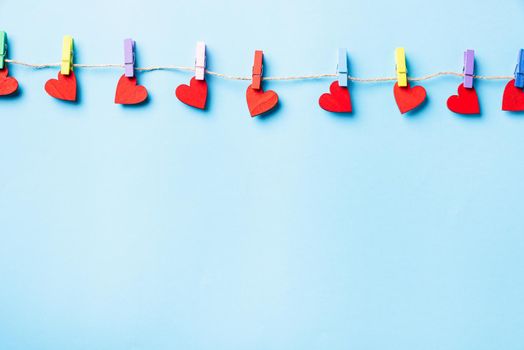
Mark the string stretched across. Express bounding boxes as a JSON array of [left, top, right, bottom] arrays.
[[4, 59, 514, 82]]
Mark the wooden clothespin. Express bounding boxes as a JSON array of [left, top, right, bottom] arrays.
[[463, 49, 475, 88], [515, 49, 524, 88], [195, 41, 206, 80], [252, 50, 263, 90], [337, 48, 348, 87], [124, 38, 135, 78], [61, 35, 74, 76], [395, 48, 407, 87], [0, 31, 7, 70]]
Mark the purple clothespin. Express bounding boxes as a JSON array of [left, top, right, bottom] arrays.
[[463, 49, 475, 89], [124, 38, 135, 78]]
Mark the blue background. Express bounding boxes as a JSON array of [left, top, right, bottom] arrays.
[[1, 1, 524, 349]]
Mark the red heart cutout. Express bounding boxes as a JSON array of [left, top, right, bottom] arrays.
[[393, 82, 426, 114], [502, 79, 524, 112], [175, 77, 207, 109], [246, 85, 279, 117], [318, 81, 352, 113], [45, 70, 77, 101], [115, 74, 148, 105], [0, 67, 19, 96], [447, 83, 480, 115]]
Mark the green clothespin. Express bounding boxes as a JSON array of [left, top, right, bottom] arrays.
[[0, 31, 7, 70]]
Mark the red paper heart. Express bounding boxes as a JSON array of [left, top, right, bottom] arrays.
[[45, 70, 77, 101], [246, 85, 279, 117], [175, 77, 207, 109], [447, 83, 480, 115], [0, 67, 19, 96], [502, 79, 524, 112], [393, 82, 426, 114], [318, 81, 352, 113], [115, 74, 148, 105]]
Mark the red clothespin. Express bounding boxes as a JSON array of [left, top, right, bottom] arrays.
[[252, 50, 263, 90]]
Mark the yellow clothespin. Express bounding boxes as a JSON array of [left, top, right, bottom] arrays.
[[61, 35, 74, 75], [395, 47, 407, 87]]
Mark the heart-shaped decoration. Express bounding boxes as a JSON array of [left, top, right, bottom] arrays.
[[246, 85, 279, 117], [0, 66, 19, 96], [175, 77, 208, 109], [447, 83, 480, 115], [318, 81, 352, 113], [115, 74, 148, 105], [502, 79, 524, 112], [393, 82, 426, 114], [44, 70, 77, 101]]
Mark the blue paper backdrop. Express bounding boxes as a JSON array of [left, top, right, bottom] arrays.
[[1, 1, 524, 349]]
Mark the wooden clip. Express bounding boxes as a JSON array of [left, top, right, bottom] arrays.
[[61, 35, 74, 76], [463, 49, 475, 88], [395, 48, 407, 87], [124, 38, 135, 78], [252, 50, 263, 90], [337, 48, 348, 87], [0, 31, 6, 70], [195, 41, 206, 80], [515, 49, 524, 88]]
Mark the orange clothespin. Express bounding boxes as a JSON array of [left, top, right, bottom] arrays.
[[252, 50, 263, 90]]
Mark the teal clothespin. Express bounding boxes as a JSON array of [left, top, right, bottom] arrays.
[[0, 31, 7, 70]]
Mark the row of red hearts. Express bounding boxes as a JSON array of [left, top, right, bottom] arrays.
[[1, 66, 523, 116]]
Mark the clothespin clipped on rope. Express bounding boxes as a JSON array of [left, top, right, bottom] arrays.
[[124, 38, 135, 78], [337, 48, 348, 87], [514, 49, 524, 88], [318, 48, 352, 113], [114, 38, 148, 105], [174, 41, 208, 109], [395, 47, 407, 87], [0, 31, 7, 70], [61, 35, 73, 75], [195, 41, 206, 80], [446, 49, 479, 115], [392, 47, 427, 114], [44, 35, 76, 101], [463, 49, 475, 88], [246, 49, 278, 117], [0, 30, 19, 96], [252, 50, 263, 90]]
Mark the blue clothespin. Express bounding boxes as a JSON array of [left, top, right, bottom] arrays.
[[337, 48, 348, 87], [463, 49, 475, 89], [514, 49, 524, 88], [124, 38, 135, 78]]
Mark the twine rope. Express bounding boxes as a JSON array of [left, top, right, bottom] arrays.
[[4, 59, 514, 82]]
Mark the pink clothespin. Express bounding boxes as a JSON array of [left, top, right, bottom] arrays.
[[463, 49, 475, 88], [124, 38, 135, 78], [195, 42, 206, 80], [252, 50, 263, 90]]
